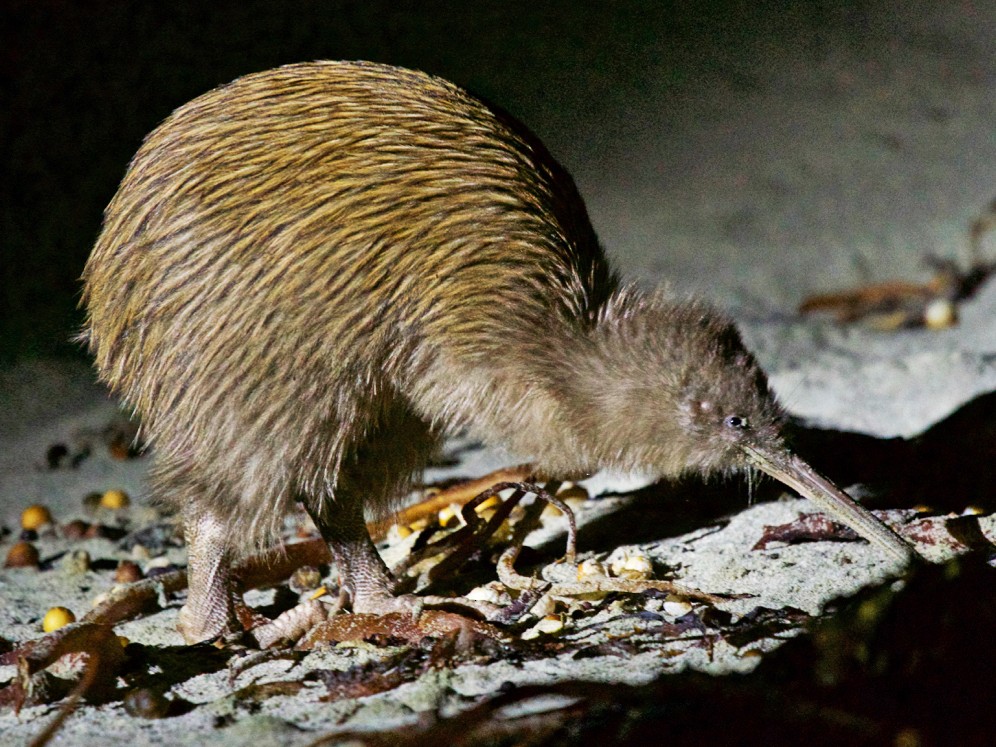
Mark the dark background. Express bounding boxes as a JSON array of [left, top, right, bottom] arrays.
[[0, 0, 915, 360]]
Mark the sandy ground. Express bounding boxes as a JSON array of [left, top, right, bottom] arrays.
[[1, 2, 994, 744]]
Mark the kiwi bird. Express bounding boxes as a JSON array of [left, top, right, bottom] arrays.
[[81, 60, 916, 644]]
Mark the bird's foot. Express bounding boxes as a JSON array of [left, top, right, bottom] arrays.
[[177, 595, 241, 645]]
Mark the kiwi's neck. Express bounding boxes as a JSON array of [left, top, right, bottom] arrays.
[[526, 293, 702, 477], [406, 287, 704, 478]]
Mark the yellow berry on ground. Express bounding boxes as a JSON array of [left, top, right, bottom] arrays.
[[42, 606, 76, 632], [924, 298, 956, 330], [21, 504, 53, 531], [100, 489, 131, 509]]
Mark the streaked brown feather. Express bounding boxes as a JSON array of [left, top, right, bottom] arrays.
[[81, 61, 619, 553]]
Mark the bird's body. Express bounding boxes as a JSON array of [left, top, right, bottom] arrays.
[[81, 61, 914, 644]]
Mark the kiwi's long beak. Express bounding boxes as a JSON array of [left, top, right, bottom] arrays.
[[741, 444, 916, 564]]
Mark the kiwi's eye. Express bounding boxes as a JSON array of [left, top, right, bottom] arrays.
[[724, 415, 748, 430]]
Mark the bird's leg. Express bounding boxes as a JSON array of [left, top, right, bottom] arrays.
[[307, 494, 422, 618], [177, 508, 240, 644]]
